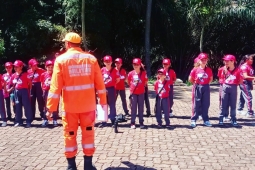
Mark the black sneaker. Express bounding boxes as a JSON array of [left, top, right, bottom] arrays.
[[140, 125, 146, 129], [26, 123, 31, 128], [98, 122, 107, 128], [14, 123, 23, 127], [218, 121, 224, 126]]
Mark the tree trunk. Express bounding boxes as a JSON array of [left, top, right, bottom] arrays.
[[82, 0, 88, 51], [145, 0, 152, 78], [199, 25, 205, 52]]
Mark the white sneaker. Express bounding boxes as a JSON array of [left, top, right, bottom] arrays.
[[53, 120, 58, 127], [198, 116, 202, 120], [191, 121, 196, 127], [169, 113, 174, 117], [131, 124, 136, 129], [1, 122, 7, 127]]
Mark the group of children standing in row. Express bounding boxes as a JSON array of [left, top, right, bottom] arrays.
[[190, 53, 255, 128], [99, 56, 176, 129], [0, 53, 254, 129], [0, 59, 57, 128]]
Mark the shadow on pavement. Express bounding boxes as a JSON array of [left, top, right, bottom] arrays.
[[105, 161, 156, 170]]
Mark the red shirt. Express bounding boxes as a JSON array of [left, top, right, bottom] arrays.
[[2, 73, 13, 97], [28, 67, 46, 83], [154, 80, 170, 98], [115, 67, 126, 90], [40, 72, 52, 91], [239, 64, 254, 81], [189, 67, 213, 85], [10, 72, 30, 89], [128, 70, 148, 94], [101, 67, 120, 87], [217, 67, 225, 84], [218, 67, 242, 85]]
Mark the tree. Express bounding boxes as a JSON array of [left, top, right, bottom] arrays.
[[145, 0, 152, 77], [81, 0, 88, 51], [183, 0, 255, 52], [0, 31, 4, 57]]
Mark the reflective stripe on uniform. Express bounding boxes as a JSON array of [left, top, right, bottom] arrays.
[[48, 92, 59, 99], [65, 146, 78, 152], [62, 112, 66, 116], [58, 53, 95, 62], [97, 89, 106, 94], [63, 84, 94, 91], [82, 144, 94, 149]]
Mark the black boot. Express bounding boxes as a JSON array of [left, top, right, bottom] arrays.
[[66, 157, 77, 170], [84, 155, 97, 170]]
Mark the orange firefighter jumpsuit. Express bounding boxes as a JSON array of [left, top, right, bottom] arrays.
[[47, 47, 107, 158]]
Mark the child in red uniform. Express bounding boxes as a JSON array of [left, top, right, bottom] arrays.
[[27, 58, 46, 120], [9, 60, 33, 128], [154, 68, 170, 128], [127, 58, 148, 129], [189, 53, 213, 127], [100, 55, 120, 127], [41, 60, 58, 127], [162, 58, 176, 117], [115, 58, 129, 116], [3, 62, 14, 121], [218, 55, 242, 126]]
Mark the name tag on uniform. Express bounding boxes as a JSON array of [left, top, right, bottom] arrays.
[[120, 76, 125, 79], [103, 74, 108, 78]]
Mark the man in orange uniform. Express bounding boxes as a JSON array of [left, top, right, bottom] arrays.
[[46, 32, 107, 170]]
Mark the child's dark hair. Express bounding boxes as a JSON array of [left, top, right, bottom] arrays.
[[239, 54, 255, 66]]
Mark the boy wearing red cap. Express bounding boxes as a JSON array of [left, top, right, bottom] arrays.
[[3, 62, 14, 121], [218, 55, 241, 126], [28, 58, 46, 120], [189, 53, 213, 127], [9, 60, 33, 128], [162, 58, 176, 117], [41, 60, 58, 127], [115, 58, 129, 116], [100, 55, 120, 127], [154, 68, 170, 128], [127, 58, 148, 129]]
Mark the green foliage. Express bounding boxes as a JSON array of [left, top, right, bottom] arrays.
[[0, 31, 4, 57], [0, 0, 255, 81]]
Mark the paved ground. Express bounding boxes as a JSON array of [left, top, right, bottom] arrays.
[[0, 85, 255, 170]]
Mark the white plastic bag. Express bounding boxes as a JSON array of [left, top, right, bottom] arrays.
[[96, 104, 108, 121]]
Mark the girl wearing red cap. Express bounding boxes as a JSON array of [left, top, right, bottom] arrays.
[[127, 58, 148, 129], [189, 53, 213, 127], [115, 58, 129, 116], [237, 54, 255, 117], [154, 68, 170, 128], [41, 60, 58, 127], [9, 60, 33, 127], [28, 58, 46, 120], [3, 62, 14, 121], [218, 55, 242, 126], [100, 55, 120, 127], [162, 58, 176, 117]]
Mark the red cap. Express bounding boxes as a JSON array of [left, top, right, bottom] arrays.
[[157, 68, 166, 75], [45, 60, 54, 66], [103, 55, 112, 62], [223, 54, 236, 61], [198, 53, 208, 60], [132, 58, 141, 65], [13, 60, 24, 67], [28, 59, 38, 66], [115, 58, 122, 64], [162, 59, 171, 65], [5, 62, 13, 67], [194, 57, 199, 63]]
